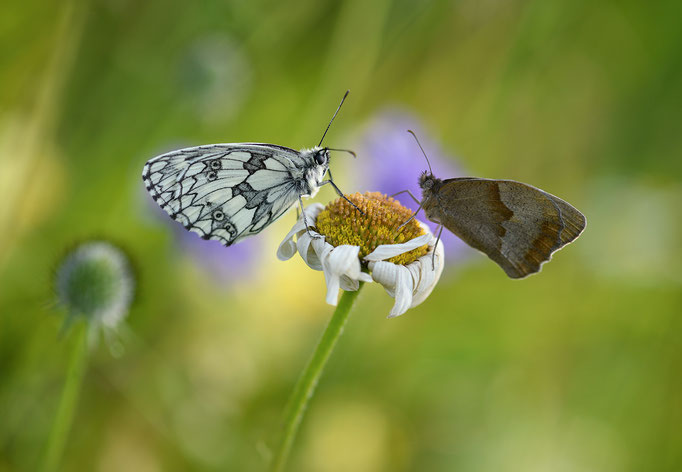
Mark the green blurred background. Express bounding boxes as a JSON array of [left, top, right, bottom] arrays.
[[1, 0, 681, 470]]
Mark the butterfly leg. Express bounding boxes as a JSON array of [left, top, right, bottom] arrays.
[[393, 190, 424, 231], [431, 225, 443, 270], [390, 189, 421, 205], [321, 168, 365, 215], [397, 201, 424, 231], [299, 196, 323, 241]]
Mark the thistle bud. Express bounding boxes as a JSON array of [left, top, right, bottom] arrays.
[[55, 241, 133, 331]]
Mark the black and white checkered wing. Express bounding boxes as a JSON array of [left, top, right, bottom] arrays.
[[143, 144, 303, 246]]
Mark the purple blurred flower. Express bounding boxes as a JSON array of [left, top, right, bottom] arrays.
[[350, 108, 472, 264], [172, 218, 262, 282]]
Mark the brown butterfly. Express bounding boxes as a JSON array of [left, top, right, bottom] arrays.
[[399, 131, 586, 278]]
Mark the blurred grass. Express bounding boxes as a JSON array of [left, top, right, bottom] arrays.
[[1, 0, 681, 471]]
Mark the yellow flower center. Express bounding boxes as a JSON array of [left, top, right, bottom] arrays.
[[316, 192, 429, 265]]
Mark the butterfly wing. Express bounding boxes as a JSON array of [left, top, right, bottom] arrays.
[[142, 143, 304, 246], [430, 178, 586, 278]]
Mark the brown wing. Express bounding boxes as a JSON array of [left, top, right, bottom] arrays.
[[430, 178, 586, 278]]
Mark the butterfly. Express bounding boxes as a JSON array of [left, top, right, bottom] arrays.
[[399, 131, 586, 278], [142, 91, 359, 246]]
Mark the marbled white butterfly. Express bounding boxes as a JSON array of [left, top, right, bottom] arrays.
[[142, 91, 358, 246]]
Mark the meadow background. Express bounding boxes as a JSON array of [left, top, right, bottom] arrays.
[[1, 0, 681, 470]]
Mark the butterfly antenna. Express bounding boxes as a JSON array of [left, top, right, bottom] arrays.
[[326, 148, 357, 158], [318, 90, 350, 147], [407, 130, 433, 174]]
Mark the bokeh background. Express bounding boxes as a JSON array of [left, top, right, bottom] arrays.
[[2, 0, 681, 470]]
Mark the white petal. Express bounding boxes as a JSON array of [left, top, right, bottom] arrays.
[[318, 244, 344, 305], [325, 273, 341, 305], [369, 261, 416, 318], [276, 226, 302, 261], [276, 203, 324, 261], [321, 265, 340, 305], [340, 275, 359, 291], [369, 230, 445, 317], [340, 271, 372, 291], [410, 239, 445, 308], [306, 236, 331, 270], [368, 261, 397, 296], [297, 232, 325, 270], [390, 266, 415, 318], [320, 245, 365, 305], [364, 232, 433, 261], [327, 246, 363, 278]]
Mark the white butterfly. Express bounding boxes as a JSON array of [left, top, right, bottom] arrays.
[[142, 92, 357, 246]]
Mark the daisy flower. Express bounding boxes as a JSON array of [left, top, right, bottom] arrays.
[[277, 192, 444, 318]]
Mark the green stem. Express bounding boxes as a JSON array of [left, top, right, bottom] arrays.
[[270, 284, 364, 472], [41, 323, 89, 472]]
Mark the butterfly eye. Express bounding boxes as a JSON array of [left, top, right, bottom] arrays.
[[210, 160, 221, 170], [314, 152, 327, 166], [213, 210, 224, 220], [207, 171, 218, 181]]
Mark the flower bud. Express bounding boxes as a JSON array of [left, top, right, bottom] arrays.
[[55, 241, 133, 329]]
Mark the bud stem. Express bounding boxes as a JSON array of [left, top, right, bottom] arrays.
[[270, 284, 364, 472], [41, 323, 89, 472]]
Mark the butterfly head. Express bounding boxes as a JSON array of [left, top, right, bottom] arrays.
[[299, 147, 330, 197], [313, 147, 330, 166], [419, 170, 437, 190]]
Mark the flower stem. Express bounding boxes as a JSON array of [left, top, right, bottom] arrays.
[[41, 323, 89, 472], [270, 284, 364, 472]]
